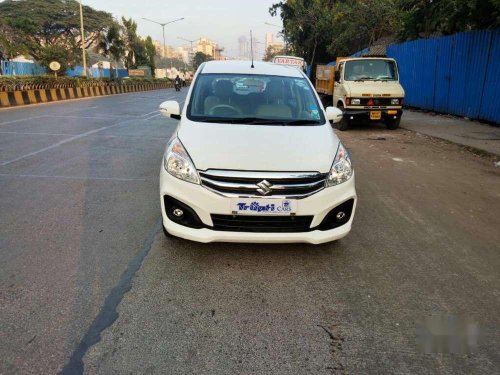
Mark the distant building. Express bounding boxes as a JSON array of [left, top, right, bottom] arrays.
[[196, 38, 224, 60], [238, 36, 247, 59], [265, 32, 273, 49], [196, 38, 215, 56]]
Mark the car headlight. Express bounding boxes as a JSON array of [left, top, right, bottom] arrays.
[[351, 98, 361, 105], [326, 142, 353, 187], [164, 137, 199, 184], [391, 98, 400, 105]]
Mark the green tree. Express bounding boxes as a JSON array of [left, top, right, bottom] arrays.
[[96, 24, 125, 79], [38, 44, 80, 71], [121, 17, 147, 69], [270, 0, 397, 66], [263, 45, 285, 62], [144, 36, 156, 77], [0, 0, 117, 64], [270, 0, 336, 70], [192, 52, 212, 70], [325, 0, 397, 56], [394, 0, 500, 41]]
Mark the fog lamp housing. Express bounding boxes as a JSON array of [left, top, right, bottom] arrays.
[[317, 199, 355, 231], [164, 196, 204, 228]]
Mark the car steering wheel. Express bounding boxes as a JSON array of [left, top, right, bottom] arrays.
[[209, 104, 242, 116]]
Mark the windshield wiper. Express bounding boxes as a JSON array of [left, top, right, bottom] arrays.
[[354, 76, 375, 82], [283, 119, 322, 125], [230, 117, 284, 124], [229, 118, 322, 125], [193, 117, 321, 125]]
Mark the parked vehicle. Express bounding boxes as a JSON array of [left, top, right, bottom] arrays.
[[158, 60, 356, 244], [316, 57, 405, 130]]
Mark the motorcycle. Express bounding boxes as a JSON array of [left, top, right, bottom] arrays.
[[175, 81, 181, 91]]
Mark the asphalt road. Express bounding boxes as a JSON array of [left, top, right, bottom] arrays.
[[0, 90, 499, 375]]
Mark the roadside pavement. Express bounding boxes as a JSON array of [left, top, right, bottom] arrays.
[[401, 110, 500, 157]]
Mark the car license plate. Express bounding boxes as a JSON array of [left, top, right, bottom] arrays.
[[231, 198, 296, 215], [370, 111, 382, 120]]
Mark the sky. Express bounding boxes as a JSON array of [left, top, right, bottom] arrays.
[[83, 0, 283, 58]]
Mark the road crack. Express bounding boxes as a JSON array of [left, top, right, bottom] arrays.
[[59, 219, 162, 375], [318, 324, 346, 374]]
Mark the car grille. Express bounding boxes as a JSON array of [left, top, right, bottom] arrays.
[[199, 170, 327, 198], [211, 214, 314, 233]]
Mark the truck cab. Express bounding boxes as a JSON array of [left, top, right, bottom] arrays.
[[333, 57, 404, 130]]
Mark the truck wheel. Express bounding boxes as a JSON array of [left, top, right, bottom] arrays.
[[320, 95, 331, 108], [337, 104, 350, 131], [385, 117, 401, 130]]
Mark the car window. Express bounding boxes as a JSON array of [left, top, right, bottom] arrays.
[[187, 73, 324, 125], [344, 60, 398, 81]]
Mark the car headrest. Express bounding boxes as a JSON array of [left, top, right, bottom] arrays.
[[266, 80, 285, 101], [214, 80, 233, 98]]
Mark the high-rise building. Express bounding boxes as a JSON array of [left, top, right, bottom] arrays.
[[265, 32, 273, 49], [238, 36, 247, 59]]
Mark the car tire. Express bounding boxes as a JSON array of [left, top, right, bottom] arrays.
[[337, 104, 350, 131], [385, 117, 401, 130]]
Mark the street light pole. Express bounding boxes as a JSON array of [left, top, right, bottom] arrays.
[[177, 37, 198, 68], [79, 0, 87, 77], [162, 25, 166, 64], [142, 17, 184, 71]]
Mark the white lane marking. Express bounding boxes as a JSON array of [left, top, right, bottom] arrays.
[[0, 119, 131, 166], [0, 131, 74, 136], [139, 110, 159, 117], [0, 131, 168, 140], [0, 173, 147, 182], [115, 99, 138, 104], [0, 116, 45, 127], [143, 114, 160, 121], [70, 105, 100, 112], [47, 114, 133, 119]]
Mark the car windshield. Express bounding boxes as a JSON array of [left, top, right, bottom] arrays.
[[187, 73, 325, 125], [344, 59, 398, 81]]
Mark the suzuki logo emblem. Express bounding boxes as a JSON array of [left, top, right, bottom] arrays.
[[256, 180, 273, 196]]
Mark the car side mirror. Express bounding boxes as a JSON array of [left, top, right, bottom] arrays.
[[325, 107, 343, 124], [334, 70, 340, 82], [159, 100, 181, 120]]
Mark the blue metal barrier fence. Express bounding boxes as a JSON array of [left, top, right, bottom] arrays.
[[387, 29, 499, 123]]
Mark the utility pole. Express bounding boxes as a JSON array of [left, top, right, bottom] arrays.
[[79, 0, 87, 77], [177, 37, 198, 69]]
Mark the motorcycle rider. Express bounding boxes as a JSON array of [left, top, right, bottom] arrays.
[[174, 75, 182, 91]]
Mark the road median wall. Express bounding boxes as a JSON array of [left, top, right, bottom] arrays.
[[0, 80, 175, 108]]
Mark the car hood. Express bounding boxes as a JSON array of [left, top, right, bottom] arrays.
[[344, 81, 405, 97], [177, 120, 339, 173]]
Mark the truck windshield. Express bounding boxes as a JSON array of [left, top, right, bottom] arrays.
[[187, 73, 325, 125], [344, 60, 398, 81]]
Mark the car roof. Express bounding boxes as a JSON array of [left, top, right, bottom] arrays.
[[200, 60, 304, 78]]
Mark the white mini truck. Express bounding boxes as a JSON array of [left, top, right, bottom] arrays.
[[159, 61, 357, 244]]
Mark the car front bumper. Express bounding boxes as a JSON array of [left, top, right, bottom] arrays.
[[160, 168, 357, 244]]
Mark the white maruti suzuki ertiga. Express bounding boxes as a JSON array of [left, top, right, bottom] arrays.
[[159, 60, 356, 244]]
